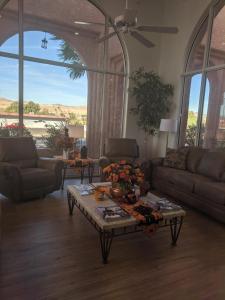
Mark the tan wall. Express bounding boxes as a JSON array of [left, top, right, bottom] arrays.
[[98, 0, 212, 159]]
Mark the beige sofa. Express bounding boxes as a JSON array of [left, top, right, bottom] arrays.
[[151, 147, 225, 223]]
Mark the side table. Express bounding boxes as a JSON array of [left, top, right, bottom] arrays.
[[56, 157, 98, 189]]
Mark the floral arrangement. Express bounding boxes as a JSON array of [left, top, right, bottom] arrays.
[[0, 123, 32, 137], [103, 161, 144, 191]]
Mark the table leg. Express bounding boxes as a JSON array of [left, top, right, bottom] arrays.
[[88, 163, 94, 183], [170, 216, 183, 246], [61, 167, 67, 190], [80, 166, 84, 184], [67, 191, 75, 215], [99, 230, 113, 264]]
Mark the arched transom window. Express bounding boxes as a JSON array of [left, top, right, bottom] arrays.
[[180, 0, 225, 149]]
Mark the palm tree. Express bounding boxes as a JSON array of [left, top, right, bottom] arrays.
[[51, 35, 85, 79]]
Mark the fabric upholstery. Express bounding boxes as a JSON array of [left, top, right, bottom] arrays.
[[163, 147, 189, 170], [197, 151, 225, 180], [155, 166, 194, 192], [100, 138, 139, 175], [20, 168, 55, 190], [0, 137, 37, 168], [187, 147, 208, 173], [0, 137, 63, 202], [104, 138, 139, 158], [151, 147, 225, 223], [194, 181, 225, 206]]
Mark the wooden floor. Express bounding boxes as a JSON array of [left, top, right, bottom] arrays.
[[1, 179, 225, 300]]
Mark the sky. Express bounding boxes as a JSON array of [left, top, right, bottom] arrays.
[[0, 31, 87, 106], [188, 73, 210, 114]]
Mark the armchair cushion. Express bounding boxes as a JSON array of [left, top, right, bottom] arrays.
[[0, 137, 37, 168], [104, 138, 139, 158]]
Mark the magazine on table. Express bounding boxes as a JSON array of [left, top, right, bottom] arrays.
[[73, 184, 95, 196], [142, 192, 182, 212], [96, 205, 131, 222]]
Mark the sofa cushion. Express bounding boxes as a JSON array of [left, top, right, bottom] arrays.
[[195, 181, 225, 206], [155, 166, 194, 192], [197, 151, 225, 180], [20, 168, 55, 190], [187, 147, 208, 173], [163, 147, 189, 170]]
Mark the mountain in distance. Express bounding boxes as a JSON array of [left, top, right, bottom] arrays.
[[0, 97, 87, 116]]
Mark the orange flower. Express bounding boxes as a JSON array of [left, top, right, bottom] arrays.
[[119, 172, 126, 179]]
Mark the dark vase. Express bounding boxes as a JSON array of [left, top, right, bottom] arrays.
[[81, 146, 87, 159]]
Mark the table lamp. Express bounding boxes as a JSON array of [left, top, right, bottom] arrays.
[[159, 119, 178, 151], [67, 125, 84, 151]]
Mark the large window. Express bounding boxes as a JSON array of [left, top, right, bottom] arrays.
[[0, 0, 126, 157], [180, 0, 225, 149]]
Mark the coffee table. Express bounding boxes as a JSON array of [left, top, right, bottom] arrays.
[[67, 184, 186, 264]]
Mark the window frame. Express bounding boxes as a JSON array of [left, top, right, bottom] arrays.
[[0, 0, 128, 145], [179, 0, 225, 146]]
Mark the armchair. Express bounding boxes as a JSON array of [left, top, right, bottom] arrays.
[[99, 138, 139, 174], [0, 137, 64, 202]]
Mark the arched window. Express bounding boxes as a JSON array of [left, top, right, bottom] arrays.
[[0, 0, 127, 157], [180, 0, 225, 149]]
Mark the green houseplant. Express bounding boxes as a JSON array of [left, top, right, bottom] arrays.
[[130, 68, 174, 135]]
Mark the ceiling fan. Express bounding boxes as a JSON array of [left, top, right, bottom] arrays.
[[74, 0, 178, 48]]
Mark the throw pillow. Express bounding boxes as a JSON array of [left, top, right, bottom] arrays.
[[163, 147, 189, 170]]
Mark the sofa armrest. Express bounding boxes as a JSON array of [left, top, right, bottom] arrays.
[[37, 158, 64, 189], [99, 156, 111, 169], [0, 162, 22, 202]]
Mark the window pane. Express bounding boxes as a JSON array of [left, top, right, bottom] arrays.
[[201, 69, 225, 149], [208, 3, 225, 67], [186, 18, 208, 72], [0, 57, 19, 136], [180, 74, 202, 146], [23, 61, 87, 149], [0, 0, 19, 54], [23, 0, 106, 71]]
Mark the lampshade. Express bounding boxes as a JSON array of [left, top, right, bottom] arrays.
[[67, 125, 84, 138], [159, 119, 178, 133]]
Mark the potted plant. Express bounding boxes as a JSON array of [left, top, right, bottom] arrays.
[[130, 68, 174, 136]]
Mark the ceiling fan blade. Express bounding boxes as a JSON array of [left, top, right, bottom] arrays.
[[98, 31, 117, 43], [136, 26, 178, 34], [74, 20, 106, 26], [130, 31, 155, 48]]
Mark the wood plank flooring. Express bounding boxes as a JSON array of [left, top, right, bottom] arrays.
[[1, 179, 225, 300]]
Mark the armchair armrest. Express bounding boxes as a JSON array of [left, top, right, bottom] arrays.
[[37, 158, 64, 189], [37, 158, 64, 172], [0, 162, 22, 202], [99, 156, 111, 169]]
